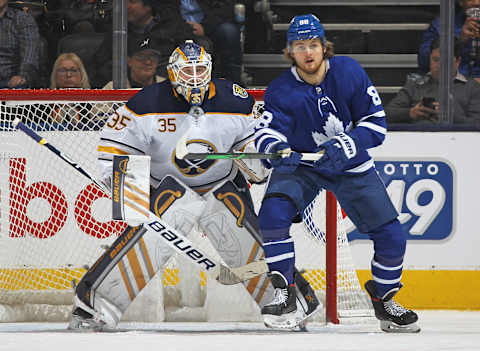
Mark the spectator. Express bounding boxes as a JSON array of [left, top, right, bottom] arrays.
[[92, 0, 194, 88], [9, 1, 53, 87], [174, 0, 243, 84], [419, 0, 480, 81], [49, 53, 92, 126], [47, 0, 111, 34], [103, 38, 166, 89], [0, 0, 40, 88], [50, 52, 90, 89], [387, 38, 480, 124]]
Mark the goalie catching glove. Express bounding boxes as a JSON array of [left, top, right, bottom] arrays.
[[269, 142, 302, 174], [314, 132, 357, 172]]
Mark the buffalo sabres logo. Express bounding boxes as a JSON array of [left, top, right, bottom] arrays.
[[173, 139, 217, 177], [232, 84, 248, 98]]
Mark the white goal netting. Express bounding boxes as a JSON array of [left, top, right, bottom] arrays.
[[0, 89, 372, 323]]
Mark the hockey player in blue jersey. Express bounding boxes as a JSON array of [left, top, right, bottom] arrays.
[[254, 14, 420, 333]]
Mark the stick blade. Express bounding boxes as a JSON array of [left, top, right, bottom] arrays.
[[216, 260, 269, 285], [12, 118, 21, 128]]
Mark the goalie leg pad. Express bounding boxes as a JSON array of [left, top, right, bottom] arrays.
[[72, 225, 151, 329], [200, 180, 274, 307], [150, 175, 205, 234], [71, 176, 206, 329]]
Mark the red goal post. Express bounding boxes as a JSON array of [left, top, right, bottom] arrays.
[[0, 89, 372, 324]]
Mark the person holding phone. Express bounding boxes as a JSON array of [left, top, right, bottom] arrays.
[[419, 0, 480, 80], [386, 37, 480, 124]]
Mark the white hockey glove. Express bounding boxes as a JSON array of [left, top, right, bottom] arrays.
[[234, 142, 269, 183]]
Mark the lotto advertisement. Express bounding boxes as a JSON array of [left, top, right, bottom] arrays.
[[350, 132, 479, 309]]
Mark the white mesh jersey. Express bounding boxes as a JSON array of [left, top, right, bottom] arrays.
[[98, 79, 257, 192]]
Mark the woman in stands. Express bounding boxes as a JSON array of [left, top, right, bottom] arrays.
[[50, 52, 90, 89], [49, 53, 92, 128]]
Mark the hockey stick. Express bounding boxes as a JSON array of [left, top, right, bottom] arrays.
[[175, 133, 324, 161], [12, 118, 268, 285]]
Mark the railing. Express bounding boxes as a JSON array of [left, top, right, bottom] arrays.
[[243, 53, 418, 68], [273, 23, 430, 31]]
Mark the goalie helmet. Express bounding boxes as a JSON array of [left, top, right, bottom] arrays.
[[167, 40, 212, 106], [287, 14, 325, 45]]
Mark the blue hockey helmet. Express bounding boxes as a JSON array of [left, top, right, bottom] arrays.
[[287, 14, 325, 45]]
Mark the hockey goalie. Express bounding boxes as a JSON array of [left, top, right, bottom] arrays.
[[68, 40, 320, 331]]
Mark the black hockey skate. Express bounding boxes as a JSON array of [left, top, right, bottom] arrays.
[[261, 272, 298, 329], [365, 280, 420, 333], [294, 269, 321, 329]]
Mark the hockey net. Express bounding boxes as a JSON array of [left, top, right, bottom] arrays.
[[0, 89, 372, 324]]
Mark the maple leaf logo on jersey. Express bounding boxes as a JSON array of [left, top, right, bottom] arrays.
[[312, 112, 343, 146], [311, 113, 353, 147]]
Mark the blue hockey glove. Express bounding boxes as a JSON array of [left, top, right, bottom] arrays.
[[270, 142, 302, 174], [315, 133, 357, 172]]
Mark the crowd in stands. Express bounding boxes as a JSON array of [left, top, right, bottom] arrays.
[[393, 0, 480, 124], [418, 0, 480, 83], [386, 37, 480, 124], [0, 0, 479, 125], [0, 0, 242, 89]]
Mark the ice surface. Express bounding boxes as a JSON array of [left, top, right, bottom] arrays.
[[0, 311, 478, 351]]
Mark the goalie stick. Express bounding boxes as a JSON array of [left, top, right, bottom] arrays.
[[175, 105, 324, 161], [12, 118, 269, 285], [175, 133, 324, 161]]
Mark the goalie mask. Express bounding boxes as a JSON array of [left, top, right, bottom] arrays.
[[167, 40, 212, 106]]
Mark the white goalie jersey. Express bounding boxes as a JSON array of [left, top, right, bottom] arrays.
[[98, 79, 258, 192]]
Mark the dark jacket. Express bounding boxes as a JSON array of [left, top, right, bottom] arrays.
[[158, 0, 235, 37], [0, 7, 40, 86], [385, 72, 480, 124], [419, 11, 480, 78]]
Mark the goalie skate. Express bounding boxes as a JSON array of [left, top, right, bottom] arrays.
[[365, 280, 420, 333], [68, 296, 108, 332]]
